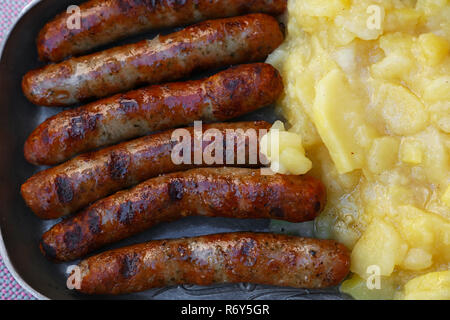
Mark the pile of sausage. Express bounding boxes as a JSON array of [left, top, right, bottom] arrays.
[[20, 0, 350, 295]]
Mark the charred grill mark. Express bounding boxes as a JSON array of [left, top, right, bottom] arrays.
[[63, 225, 82, 250], [108, 151, 131, 180], [68, 113, 102, 139], [118, 201, 134, 225], [118, 98, 139, 113], [55, 176, 74, 204], [223, 78, 242, 94], [120, 253, 139, 279], [88, 210, 101, 234], [168, 180, 184, 201]]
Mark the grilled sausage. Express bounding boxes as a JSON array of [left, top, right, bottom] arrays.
[[23, 14, 284, 106], [40, 167, 326, 262], [21, 121, 271, 219], [74, 232, 349, 295], [37, 0, 287, 62], [24, 63, 283, 166]]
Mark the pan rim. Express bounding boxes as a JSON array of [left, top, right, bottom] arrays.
[[0, 0, 49, 301]]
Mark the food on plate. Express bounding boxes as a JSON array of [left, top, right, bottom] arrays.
[[40, 167, 326, 262], [23, 14, 284, 106], [37, 0, 287, 62], [260, 120, 312, 175], [21, 121, 271, 219], [24, 63, 283, 165], [266, 0, 450, 299], [402, 270, 450, 300], [73, 232, 349, 294]]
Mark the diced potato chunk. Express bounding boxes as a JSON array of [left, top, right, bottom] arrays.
[[351, 219, 406, 277], [416, 128, 449, 185], [403, 271, 450, 300], [401, 248, 433, 270], [399, 138, 423, 165], [299, 0, 350, 17], [416, 0, 449, 11], [260, 122, 312, 175], [313, 69, 368, 174], [395, 206, 435, 251], [385, 8, 421, 32], [371, 53, 413, 80], [423, 76, 450, 103], [377, 84, 428, 135], [379, 33, 415, 55], [418, 33, 450, 66], [367, 136, 400, 174], [280, 148, 312, 175], [394, 205, 450, 260]]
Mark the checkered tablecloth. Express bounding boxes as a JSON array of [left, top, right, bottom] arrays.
[[0, 0, 36, 301]]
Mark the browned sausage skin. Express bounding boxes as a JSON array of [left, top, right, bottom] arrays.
[[40, 167, 326, 262], [75, 232, 349, 295], [24, 14, 284, 106], [24, 63, 283, 165], [21, 121, 271, 220], [38, 0, 287, 62]]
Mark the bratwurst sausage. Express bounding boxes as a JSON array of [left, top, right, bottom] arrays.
[[38, 0, 287, 62], [21, 121, 271, 219], [41, 168, 326, 262], [74, 232, 349, 295], [23, 14, 284, 106], [24, 63, 283, 165]]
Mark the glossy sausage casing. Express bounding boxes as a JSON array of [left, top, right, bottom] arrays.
[[23, 14, 284, 106], [24, 63, 283, 165], [40, 167, 327, 262], [38, 0, 287, 62], [75, 232, 349, 295], [21, 121, 271, 219]]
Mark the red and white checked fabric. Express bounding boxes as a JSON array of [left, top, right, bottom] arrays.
[[0, 0, 36, 301]]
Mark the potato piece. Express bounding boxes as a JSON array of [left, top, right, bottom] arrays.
[[371, 53, 414, 80], [313, 69, 368, 174], [423, 76, 450, 103], [351, 219, 407, 277], [416, 0, 449, 14], [395, 205, 435, 251], [416, 127, 449, 185], [395, 205, 450, 259], [418, 33, 450, 66], [279, 132, 304, 152], [385, 8, 421, 32], [401, 248, 433, 271], [399, 138, 423, 165], [367, 136, 400, 174], [271, 120, 285, 132], [377, 83, 428, 135], [280, 148, 312, 175], [403, 271, 450, 300], [379, 33, 415, 55], [428, 102, 450, 133], [299, 0, 351, 17], [260, 123, 312, 175]]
